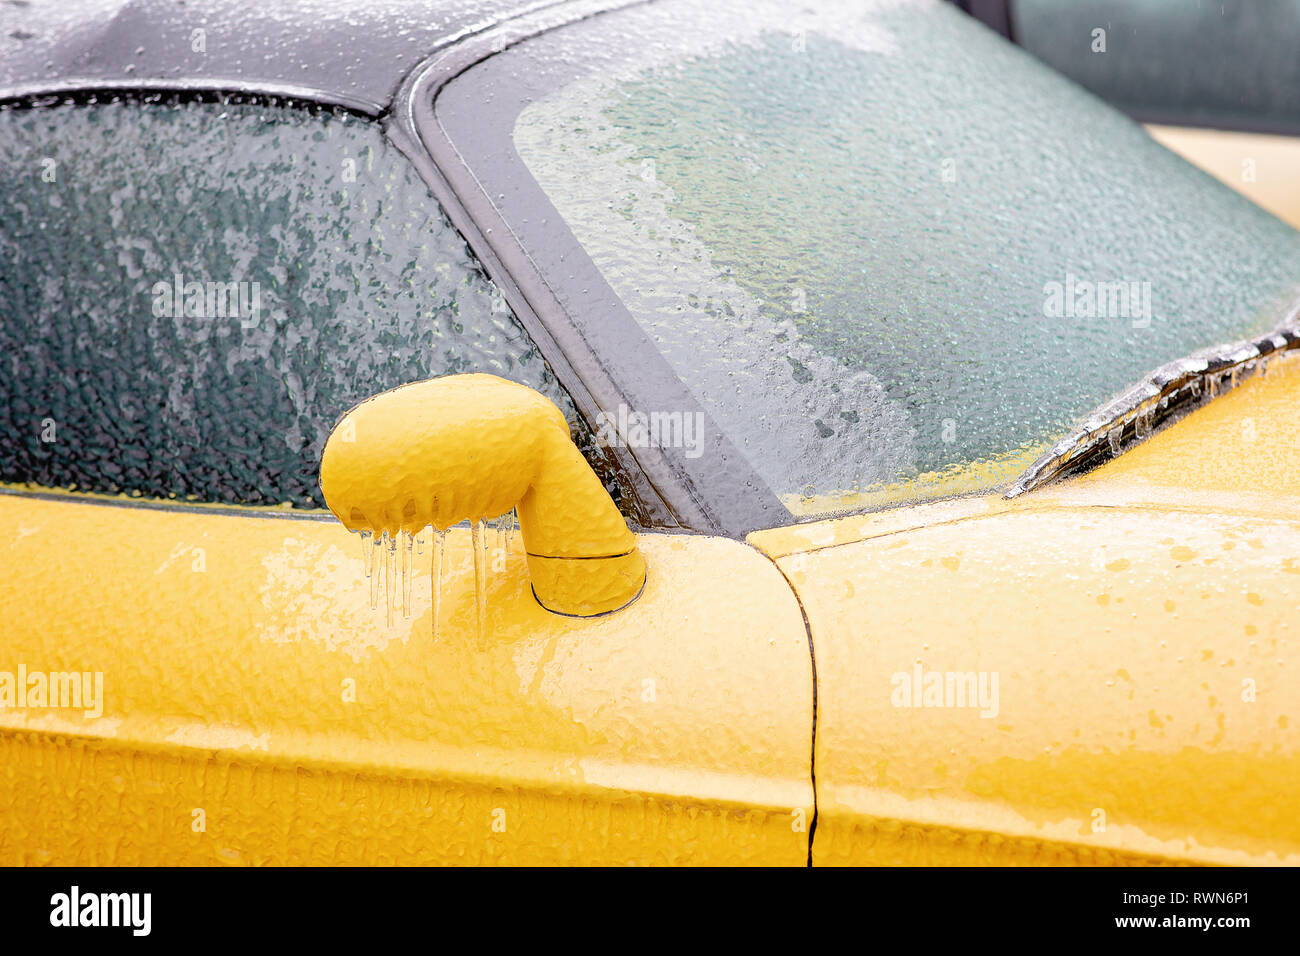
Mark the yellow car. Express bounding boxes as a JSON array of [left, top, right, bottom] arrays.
[[0, 0, 1297, 867]]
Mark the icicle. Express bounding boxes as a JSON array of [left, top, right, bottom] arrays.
[[431, 528, 444, 640], [504, 509, 516, 553], [495, 515, 506, 553], [403, 530, 413, 619], [369, 534, 382, 609], [385, 531, 396, 629], [360, 530, 373, 577], [416, 531, 424, 555], [1135, 410, 1153, 440], [1106, 425, 1122, 456], [471, 519, 488, 637]]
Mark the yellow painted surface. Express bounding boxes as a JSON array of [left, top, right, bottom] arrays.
[[752, 356, 1300, 865], [321, 374, 644, 616], [1149, 124, 1300, 230], [781, 442, 1044, 519], [0, 494, 812, 865]]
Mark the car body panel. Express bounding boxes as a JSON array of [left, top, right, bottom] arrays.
[[0, 495, 813, 865], [749, 355, 1300, 865]]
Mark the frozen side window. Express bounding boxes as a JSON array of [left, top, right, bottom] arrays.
[[0, 97, 623, 512]]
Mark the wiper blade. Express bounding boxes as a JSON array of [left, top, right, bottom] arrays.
[[1006, 315, 1300, 498]]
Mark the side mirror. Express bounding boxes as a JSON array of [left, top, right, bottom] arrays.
[[319, 374, 645, 617]]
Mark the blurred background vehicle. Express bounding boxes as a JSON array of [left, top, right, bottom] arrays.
[[953, 0, 1300, 227]]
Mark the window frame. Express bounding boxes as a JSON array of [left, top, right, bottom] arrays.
[[399, 5, 799, 539]]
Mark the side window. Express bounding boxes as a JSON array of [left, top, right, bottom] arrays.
[[0, 95, 631, 514]]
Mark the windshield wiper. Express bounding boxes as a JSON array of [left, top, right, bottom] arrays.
[[1006, 308, 1300, 498]]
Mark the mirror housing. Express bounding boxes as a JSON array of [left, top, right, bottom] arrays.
[[319, 374, 645, 617]]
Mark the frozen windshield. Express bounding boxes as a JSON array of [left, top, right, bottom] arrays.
[[443, 0, 1300, 523]]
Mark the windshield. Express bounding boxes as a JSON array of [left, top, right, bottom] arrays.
[[439, 0, 1300, 524]]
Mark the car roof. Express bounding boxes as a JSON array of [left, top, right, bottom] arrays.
[[0, 0, 552, 113]]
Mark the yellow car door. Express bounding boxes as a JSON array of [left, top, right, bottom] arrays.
[[0, 94, 813, 865], [0, 492, 812, 865]]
